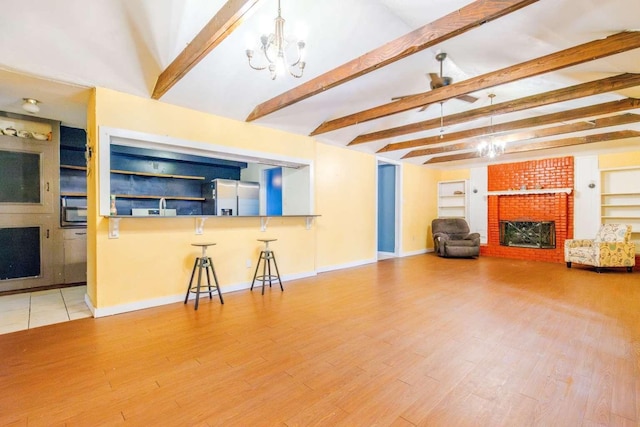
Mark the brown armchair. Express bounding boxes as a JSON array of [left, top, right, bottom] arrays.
[[432, 218, 480, 258]]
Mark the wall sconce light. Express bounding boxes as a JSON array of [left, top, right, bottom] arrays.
[[22, 98, 40, 114]]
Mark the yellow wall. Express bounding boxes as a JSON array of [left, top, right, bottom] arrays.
[[439, 169, 470, 181], [88, 88, 431, 310], [94, 217, 316, 308], [599, 151, 640, 169], [94, 88, 315, 159], [90, 88, 318, 309], [86, 89, 98, 306], [402, 163, 439, 252], [315, 143, 377, 268], [87, 87, 440, 311]]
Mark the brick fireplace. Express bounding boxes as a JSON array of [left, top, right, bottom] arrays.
[[481, 157, 574, 263]]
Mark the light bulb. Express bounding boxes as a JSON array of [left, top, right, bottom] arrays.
[[22, 98, 40, 114], [276, 56, 286, 76]]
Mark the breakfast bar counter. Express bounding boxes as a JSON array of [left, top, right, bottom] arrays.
[[104, 214, 320, 238]]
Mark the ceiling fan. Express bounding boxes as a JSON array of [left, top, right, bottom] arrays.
[[392, 52, 479, 111]]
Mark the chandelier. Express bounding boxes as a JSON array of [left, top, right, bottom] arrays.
[[477, 93, 505, 158], [245, 0, 306, 80]]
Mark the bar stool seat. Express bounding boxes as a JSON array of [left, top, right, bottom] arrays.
[[251, 238, 283, 295], [184, 243, 224, 310]]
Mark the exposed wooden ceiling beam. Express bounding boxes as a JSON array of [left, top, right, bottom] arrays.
[[245, 0, 539, 122], [378, 98, 640, 153], [152, 0, 263, 100], [405, 113, 640, 158], [353, 74, 640, 145], [311, 31, 640, 136], [424, 130, 640, 164]]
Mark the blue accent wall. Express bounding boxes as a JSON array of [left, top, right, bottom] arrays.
[[377, 164, 396, 253], [265, 167, 283, 216], [60, 126, 86, 167], [109, 145, 246, 215], [59, 127, 252, 216], [59, 126, 88, 209]]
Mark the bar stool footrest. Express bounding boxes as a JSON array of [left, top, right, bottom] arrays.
[[255, 275, 281, 282], [188, 289, 221, 294]]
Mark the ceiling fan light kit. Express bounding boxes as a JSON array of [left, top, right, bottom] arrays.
[[430, 52, 450, 89], [246, 0, 306, 80], [391, 52, 478, 111]]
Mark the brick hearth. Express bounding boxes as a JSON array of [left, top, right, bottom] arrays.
[[481, 157, 574, 263]]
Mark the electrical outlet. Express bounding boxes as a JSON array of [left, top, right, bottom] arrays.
[[246, 259, 252, 268]]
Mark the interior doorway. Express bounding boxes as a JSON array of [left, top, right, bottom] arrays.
[[377, 161, 400, 259]]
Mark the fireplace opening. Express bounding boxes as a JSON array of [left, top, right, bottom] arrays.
[[499, 220, 556, 249]]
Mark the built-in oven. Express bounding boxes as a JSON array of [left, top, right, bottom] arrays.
[[61, 198, 87, 227]]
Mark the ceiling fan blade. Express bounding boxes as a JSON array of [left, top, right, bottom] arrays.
[[456, 94, 479, 103], [391, 94, 415, 101]]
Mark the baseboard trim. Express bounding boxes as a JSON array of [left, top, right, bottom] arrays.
[[87, 270, 317, 318], [400, 248, 431, 257], [317, 258, 377, 274]]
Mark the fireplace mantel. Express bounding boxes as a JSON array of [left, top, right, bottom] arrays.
[[487, 188, 573, 196]]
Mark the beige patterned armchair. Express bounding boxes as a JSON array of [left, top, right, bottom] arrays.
[[565, 224, 636, 273]]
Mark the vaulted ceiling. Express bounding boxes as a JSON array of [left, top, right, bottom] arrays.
[[1, 0, 639, 168]]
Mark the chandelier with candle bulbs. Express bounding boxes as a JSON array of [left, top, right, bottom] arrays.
[[477, 93, 505, 158], [245, 0, 306, 80]]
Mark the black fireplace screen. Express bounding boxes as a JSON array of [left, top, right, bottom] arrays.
[[499, 221, 556, 249]]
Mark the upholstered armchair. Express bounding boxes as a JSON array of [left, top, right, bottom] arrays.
[[432, 218, 480, 258], [565, 224, 636, 273]]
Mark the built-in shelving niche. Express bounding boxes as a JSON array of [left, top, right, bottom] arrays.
[[109, 144, 245, 216], [600, 167, 640, 254], [98, 127, 315, 219]]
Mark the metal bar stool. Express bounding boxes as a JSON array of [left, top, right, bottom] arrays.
[[250, 238, 283, 295], [184, 243, 224, 310]]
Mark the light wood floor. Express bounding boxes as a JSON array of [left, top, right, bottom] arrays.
[[1, 255, 638, 426]]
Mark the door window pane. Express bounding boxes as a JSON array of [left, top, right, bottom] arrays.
[[0, 150, 41, 203], [0, 226, 41, 280]]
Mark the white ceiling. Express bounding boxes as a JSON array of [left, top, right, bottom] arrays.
[[1, 0, 639, 167]]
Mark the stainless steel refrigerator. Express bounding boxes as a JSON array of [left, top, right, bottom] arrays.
[[202, 179, 260, 216]]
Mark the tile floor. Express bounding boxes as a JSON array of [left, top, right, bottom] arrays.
[[0, 286, 92, 335]]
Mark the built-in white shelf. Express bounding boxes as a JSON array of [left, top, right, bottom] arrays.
[[437, 180, 468, 220], [60, 164, 87, 171], [600, 167, 640, 254]]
